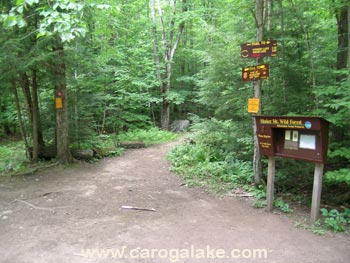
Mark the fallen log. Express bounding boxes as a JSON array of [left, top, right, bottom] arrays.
[[32, 146, 95, 160], [119, 141, 146, 149], [71, 149, 94, 160]]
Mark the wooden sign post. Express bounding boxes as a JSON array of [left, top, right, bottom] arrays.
[[266, 156, 275, 212], [310, 163, 324, 223]]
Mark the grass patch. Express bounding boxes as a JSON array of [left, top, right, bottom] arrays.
[[0, 140, 28, 176]]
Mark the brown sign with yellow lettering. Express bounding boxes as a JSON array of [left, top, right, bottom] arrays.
[[241, 40, 277, 58], [255, 116, 329, 163], [242, 64, 269, 81]]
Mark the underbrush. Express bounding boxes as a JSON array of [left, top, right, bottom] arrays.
[[0, 140, 28, 175], [167, 118, 259, 197], [0, 127, 178, 176], [117, 127, 178, 146], [168, 143, 253, 192], [167, 117, 350, 233]]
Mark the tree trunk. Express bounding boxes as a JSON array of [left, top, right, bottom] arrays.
[[53, 40, 73, 164], [19, 72, 33, 127], [252, 0, 264, 185], [150, 0, 163, 126], [151, 0, 186, 130], [31, 70, 39, 162], [0, 104, 12, 135], [12, 81, 31, 160], [31, 69, 45, 146], [161, 87, 170, 129], [335, 5, 349, 81], [18, 70, 44, 162]]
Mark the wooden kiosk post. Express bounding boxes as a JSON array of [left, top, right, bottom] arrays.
[[310, 163, 324, 224], [266, 156, 275, 212], [254, 116, 329, 224]]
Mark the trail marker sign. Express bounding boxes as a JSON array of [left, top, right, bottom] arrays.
[[242, 64, 269, 81], [241, 40, 277, 58], [247, 98, 260, 113]]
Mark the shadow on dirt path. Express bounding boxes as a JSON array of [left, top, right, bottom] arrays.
[[0, 141, 349, 263]]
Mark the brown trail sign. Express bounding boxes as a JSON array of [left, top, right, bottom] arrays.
[[242, 64, 269, 81], [241, 40, 277, 58]]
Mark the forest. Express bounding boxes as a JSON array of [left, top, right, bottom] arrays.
[[0, 1, 349, 229]]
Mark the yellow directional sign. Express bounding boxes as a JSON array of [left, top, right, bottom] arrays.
[[55, 97, 63, 109], [248, 98, 260, 113]]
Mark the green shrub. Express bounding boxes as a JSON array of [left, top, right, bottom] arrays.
[[0, 141, 27, 175], [320, 208, 350, 232], [168, 140, 253, 191], [324, 169, 350, 185], [118, 127, 178, 146], [274, 199, 294, 213], [188, 117, 254, 162]]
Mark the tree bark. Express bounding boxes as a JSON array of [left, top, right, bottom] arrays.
[[53, 40, 73, 164], [12, 81, 31, 160], [252, 0, 264, 185], [0, 104, 12, 135], [19, 72, 33, 126], [18, 70, 44, 162], [335, 5, 349, 81], [31, 70, 39, 162]]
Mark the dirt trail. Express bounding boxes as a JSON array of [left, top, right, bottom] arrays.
[[0, 141, 349, 263]]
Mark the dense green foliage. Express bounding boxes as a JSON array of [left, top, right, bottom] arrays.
[[0, 0, 349, 228], [167, 118, 259, 197], [117, 127, 178, 146], [0, 127, 176, 175], [320, 208, 350, 232], [0, 140, 27, 175]]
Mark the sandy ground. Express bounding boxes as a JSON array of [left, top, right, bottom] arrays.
[[0, 141, 349, 263]]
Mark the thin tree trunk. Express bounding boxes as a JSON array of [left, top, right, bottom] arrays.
[[157, 0, 171, 130], [31, 69, 45, 146], [53, 40, 73, 164], [31, 70, 39, 162], [335, 5, 349, 81], [150, 0, 163, 127], [19, 72, 33, 127], [252, 0, 264, 185], [12, 81, 31, 160], [0, 104, 11, 135], [151, 0, 186, 130]]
